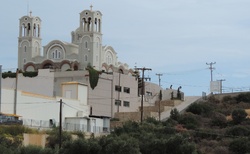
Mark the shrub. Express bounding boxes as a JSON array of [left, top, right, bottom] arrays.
[[236, 92, 250, 103], [179, 113, 201, 129], [225, 125, 250, 137], [231, 109, 247, 124], [46, 127, 72, 149], [23, 71, 38, 77], [170, 108, 180, 121], [222, 95, 237, 104], [2, 72, 16, 78], [186, 102, 212, 116], [210, 112, 227, 128], [18, 145, 43, 154], [229, 138, 250, 154]]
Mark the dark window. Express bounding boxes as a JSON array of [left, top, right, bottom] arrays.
[[123, 101, 130, 107], [115, 85, 121, 92], [146, 91, 152, 96], [115, 100, 121, 106], [124, 87, 130, 93]]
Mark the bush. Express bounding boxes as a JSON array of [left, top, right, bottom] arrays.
[[225, 125, 250, 137], [236, 92, 250, 103], [210, 112, 227, 128], [229, 138, 250, 154], [179, 113, 201, 129], [23, 71, 38, 78], [186, 102, 212, 116], [222, 95, 237, 104], [46, 127, 72, 149], [231, 109, 247, 124], [18, 145, 43, 154]]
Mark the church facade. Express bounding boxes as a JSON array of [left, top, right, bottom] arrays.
[[18, 7, 133, 74]]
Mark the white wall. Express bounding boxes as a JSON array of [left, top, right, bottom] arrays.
[[1, 89, 89, 124]]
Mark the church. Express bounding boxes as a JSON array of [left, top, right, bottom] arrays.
[[18, 6, 133, 74], [3, 6, 182, 121]]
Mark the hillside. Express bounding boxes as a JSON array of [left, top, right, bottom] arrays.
[[1, 92, 250, 154]]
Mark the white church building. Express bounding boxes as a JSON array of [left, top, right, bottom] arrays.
[[18, 7, 133, 75], [1, 7, 182, 126]]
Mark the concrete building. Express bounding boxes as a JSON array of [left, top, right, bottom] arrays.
[[1, 82, 109, 133]]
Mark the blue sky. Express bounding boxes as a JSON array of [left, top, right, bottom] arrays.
[[1, 0, 250, 96]]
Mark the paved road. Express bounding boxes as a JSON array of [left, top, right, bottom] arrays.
[[160, 96, 201, 121]]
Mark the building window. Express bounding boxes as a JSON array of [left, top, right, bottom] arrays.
[[115, 85, 121, 92], [85, 41, 88, 48], [52, 50, 61, 59], [96, 55, 98, 62], [84, 55, 88, 61], [123, 101, 130, 107], [24, 46, 27, 52], [146, 91, 152, 96], [115, 100, 121, 106], [124, 87, 130, 93], [23, 59, 26, 63]]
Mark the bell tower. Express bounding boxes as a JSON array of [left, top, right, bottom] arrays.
[[18, 11, 42, 70], [71, 6, 103, 70]]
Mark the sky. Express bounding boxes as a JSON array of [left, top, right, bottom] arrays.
[[1, 0, 250, 96]]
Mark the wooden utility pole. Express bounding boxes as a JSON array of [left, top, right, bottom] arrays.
[[135, 67, 152, 123], [156, 73, 163, 121], [156, 73, 163, 87]]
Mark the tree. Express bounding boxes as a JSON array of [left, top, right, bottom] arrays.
[[46, 127, 72, 149], [231, 109, 247, 124], [170, 108, 180, 121]]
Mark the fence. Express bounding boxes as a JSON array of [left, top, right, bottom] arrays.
[[21, 118, 110, 133]]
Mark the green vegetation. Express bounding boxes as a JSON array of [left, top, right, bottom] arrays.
[[2, 71, 38, 78], [1, 92, 250, 153]]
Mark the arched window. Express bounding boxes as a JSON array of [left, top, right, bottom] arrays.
[[84, 55, 88, 61], [24, 46, 27, 52], [52, 50, 61, 59], [85, 42, 88, 48], [23, 59, 26, 63]]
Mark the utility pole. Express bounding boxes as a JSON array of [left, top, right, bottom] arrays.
[[156, 73, 163, 87], [206, 62, 216, 81], [59, 99, 62, 150], [217, 79, 226, 94], [14, 69, 19, 114], [156, 73, 163, 121], [135, 67, 152, 123], [0, 65, 2, 112]]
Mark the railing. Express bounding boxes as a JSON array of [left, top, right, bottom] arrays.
[[21, 118, 110, 133]]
